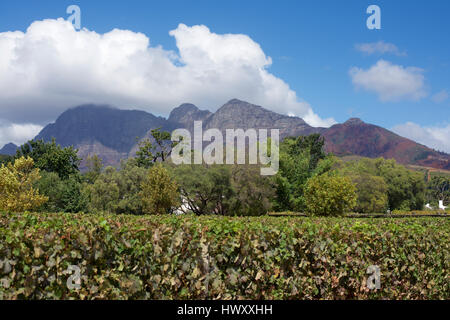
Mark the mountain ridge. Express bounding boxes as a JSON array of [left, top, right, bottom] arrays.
[[1, 99, 449, 170], [323, 118, 449, 170], [0, 142, 18, 156]]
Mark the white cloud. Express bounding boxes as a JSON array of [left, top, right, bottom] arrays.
[[392, 122, 450, 153], [355, 41, 406, 56], [349, 60, 427, 102], [431, 90, 449, 103], [0, 18, 335, 128], [0, 122, 43, 147]]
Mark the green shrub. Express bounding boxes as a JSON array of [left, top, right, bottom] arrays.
[[0, 157, 48, 212], [140, 164, 179, 215], [0, 212, 448, 300], [392, 210, 448, 215], [305, 173, 357, 216]]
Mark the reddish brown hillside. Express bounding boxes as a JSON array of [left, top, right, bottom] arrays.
[[323, 118, 450, 170]]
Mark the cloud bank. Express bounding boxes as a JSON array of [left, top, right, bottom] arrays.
[[431, 90, 449, 103], [392, 122, 450, 153], [0, 122, 43, 147], [349, 60, 427, 102], [355, 41, 406, 56], [0, 18, 335, 147]]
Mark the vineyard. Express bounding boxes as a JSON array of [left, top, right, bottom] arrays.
[[1, 212, 448, 300]]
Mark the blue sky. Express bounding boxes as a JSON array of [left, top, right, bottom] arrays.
[[0, 0, 449, 151]]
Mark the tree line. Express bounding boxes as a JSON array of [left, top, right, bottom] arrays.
[[0, 131, 448, 216]]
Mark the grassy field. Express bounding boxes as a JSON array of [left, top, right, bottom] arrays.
[[1, 212, 449, 300]]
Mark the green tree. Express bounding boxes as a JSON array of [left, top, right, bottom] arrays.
[[349, 173, 388, 213], [83, 160, 148, 214], [140, 164, 179, 215], [83, 154, 103, 184], [426, 175, 449, 205], [231, 165, 275, 216], [34, 171, 63, 212], [336, 157, 426, 211], [135, 128, 178, 168], [0, 157, 48, 212], [174, 164, 235, 215], [305, 173, 357, 216], [15, 139, 80, 179], [287, 134, 326, 171], [61, 175, 87, 213], [83, 166, 120, 213], [173, 163, 275, 216], [273, 134, 334, 212], [375, 159, 425, 210], [36, 172, 87, 213]]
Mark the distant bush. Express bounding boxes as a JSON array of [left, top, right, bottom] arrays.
[[335, 157, 426, 211], [1, 212, 448, 299], [392, 209, 448, 215]]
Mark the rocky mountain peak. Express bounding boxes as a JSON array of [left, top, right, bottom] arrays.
[[344, 118, 365, 126], [170, 103, 199, 115], [203, 99, 318, 138], [217, 99, 259, 112], [168, 103, 212, 125]]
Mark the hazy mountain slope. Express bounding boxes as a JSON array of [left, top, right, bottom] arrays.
[[0, 143, 18, 156], [36, 105, 170, 153], [34, 105, 172, 166], [323, 118, 450, 170]]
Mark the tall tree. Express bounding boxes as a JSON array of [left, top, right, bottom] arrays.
[[349, 173, 388, 213], [426, 175, 450, 204], [15, 138, 80, 179], [135, 128, 179, 168], [231, 164, 275, 216], [273, 134, 333, 212], [140, 164, 179, 215]]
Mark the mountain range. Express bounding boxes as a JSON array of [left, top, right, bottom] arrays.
[[1, 99, 449, 170]]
